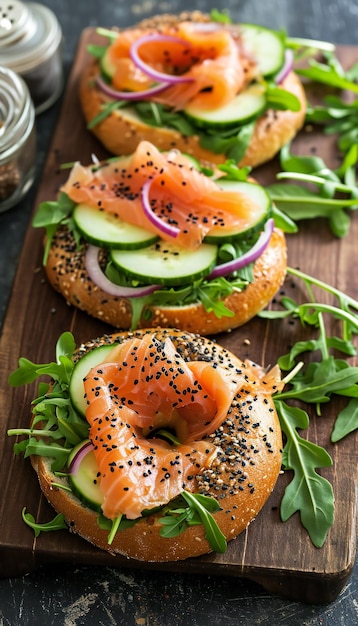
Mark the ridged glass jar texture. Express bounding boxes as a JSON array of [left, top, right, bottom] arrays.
[[0, 65, 36, 212]]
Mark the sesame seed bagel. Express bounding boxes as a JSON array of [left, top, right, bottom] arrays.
[[44, 225, 287, 335], [79, 12, 306, 168], [31, 328, 283, 561]]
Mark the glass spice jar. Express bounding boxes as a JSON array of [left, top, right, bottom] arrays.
[[0, 65, 36, 212], [0, 0, 63, 114]]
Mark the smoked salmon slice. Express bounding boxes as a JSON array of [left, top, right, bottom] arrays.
[[61, 140, 263, 250], [105, 21, 257, 110], [83, 332, 265, 520]]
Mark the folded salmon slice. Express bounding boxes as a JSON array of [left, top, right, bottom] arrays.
[[106, 21, 257, 110], [61, 140, 262, 250], [84, 332, 252, 520]]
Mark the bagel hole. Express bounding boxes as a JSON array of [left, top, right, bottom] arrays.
[[145, 426, 180, 445]]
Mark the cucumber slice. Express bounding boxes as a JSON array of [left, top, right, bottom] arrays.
[[70, 344, 116, 416], [184, 84, 266, 130], [110, 240, 218, 286], [100, 48, 116, 81], [73, 204, 158, 250], [204, 180, 272, 243], [239, 24, 285, 77], [67, 440, 103, 513]]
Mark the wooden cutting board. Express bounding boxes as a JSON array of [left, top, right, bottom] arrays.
[[0, 30, 357, 604]]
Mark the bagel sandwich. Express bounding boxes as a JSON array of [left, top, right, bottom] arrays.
[[80, 11, 306, 168]]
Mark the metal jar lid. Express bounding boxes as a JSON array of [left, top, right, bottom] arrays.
[[0, 1, 62, 74]]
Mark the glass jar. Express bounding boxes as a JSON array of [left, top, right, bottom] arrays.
[[0, 65, 36, 212], [0, 0, 63, 114]]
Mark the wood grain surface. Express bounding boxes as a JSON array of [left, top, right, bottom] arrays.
[[0, 30, 357, 605]]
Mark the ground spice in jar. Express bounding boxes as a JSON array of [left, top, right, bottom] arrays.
[[0, 161, 21, 200]]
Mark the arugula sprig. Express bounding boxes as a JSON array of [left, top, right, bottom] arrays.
[[159, 491, 227, 553], [296, 50, 358, 156], [267, 143, 358, 237], [258, 265, 358, 546], [275, 402, 334, 548], [296, 50, 358, 96], [33, 192, 78, 263], [22, 508, 68, 537], [8, 332, 87, 471]]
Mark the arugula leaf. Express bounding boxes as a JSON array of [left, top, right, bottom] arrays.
[[210, 8, 232, 23], [277, 357, 358, 406], [331, 398, 358, 442], [22, 508, 68, 537], [216, 160, 251, 181], [267, 143, 358, 237], [56, 331, 76, 362], [198, 120, 255, 162], [32, 193, 79, 264], [265, 83, 301, 111], [33, 192, 76, 228], [260, 265, 358, 544], [287, 37, 336, 55], [8, 332, 86, 470], [87, 100, 130, 129], [181, 492, 227, 552], [86, 43, 107, 59], [297, 57, 358, 94], [275, 402, 334, 548], [134, 101, 196, 136], [95, 27, 118, 43], [159, 491, 226, 553], [299, 52, 358, 158]]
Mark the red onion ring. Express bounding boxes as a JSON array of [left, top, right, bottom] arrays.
[[130, 34, 195, 85], [96, 75, 171, 101], [275, 49, 294, 84], [207, 219, 274, 279], [141, 178, 180, 238], [68, 440, 94, 475], [85, 244, 161, 297]]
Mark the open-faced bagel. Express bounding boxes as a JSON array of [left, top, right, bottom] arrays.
[[30, 328, 283, 561], [79, 11, 306, 168]]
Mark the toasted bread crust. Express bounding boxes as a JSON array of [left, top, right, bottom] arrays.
[[31, 328, 283, 561], [79, 12, 306, 167], [44, 226, 286, 335]]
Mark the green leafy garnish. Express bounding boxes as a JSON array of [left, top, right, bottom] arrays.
[[275, 403, 334, 548], [87, 99, 130, 129], [198, 120, 256, 162], [32, 192, 78, 263], [264, 82, 302, 112], [133, 101, 197, 136], [22, 508, 68, 537], [8, 332, 87, 471], [210, 8, 232, 24], [297, 52, 358, 95], [159, 491, 227, 553], [287, 36, 336, 56], [296, 51, 358, 156], [258, 265, 358, 546], [267, 143, 358, 237]]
